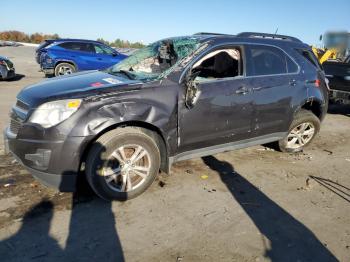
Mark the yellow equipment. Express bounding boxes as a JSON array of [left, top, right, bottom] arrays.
[[311, 46, 338, 64]]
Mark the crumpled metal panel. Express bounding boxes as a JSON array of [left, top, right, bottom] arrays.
[[70, 79, 179, 156]]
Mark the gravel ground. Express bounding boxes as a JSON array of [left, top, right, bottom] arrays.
[[0, 46, 349, 262]]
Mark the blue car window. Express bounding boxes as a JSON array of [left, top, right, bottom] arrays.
[[58, 42, 95, 53], [82, 43, 95, 53], [94, 44, 115, 55]]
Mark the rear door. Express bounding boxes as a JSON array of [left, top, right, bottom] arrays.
[[244, 44, 301, 136], [76, 43, 103, 70]]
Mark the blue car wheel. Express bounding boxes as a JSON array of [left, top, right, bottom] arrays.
[[54, 63, 76, 77]]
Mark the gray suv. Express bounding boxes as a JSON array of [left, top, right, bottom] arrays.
[[4, 32, 328, 200]]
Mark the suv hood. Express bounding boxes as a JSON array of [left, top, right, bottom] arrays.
[[17, 70, 142, 107]]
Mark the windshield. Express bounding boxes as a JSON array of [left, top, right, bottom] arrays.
[[108, 37, 201, 81]]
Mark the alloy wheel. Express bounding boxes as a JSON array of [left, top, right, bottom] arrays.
[[57, 65, 73, 75], [101, 144, 151, 192], [286, 122, 315, 149]]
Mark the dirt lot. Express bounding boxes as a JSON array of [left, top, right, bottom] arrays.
[[0, 46, 349, 262]]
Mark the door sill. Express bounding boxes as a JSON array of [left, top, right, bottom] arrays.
[[169, 132, 286, 166]]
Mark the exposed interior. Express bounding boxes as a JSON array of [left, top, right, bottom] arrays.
[[131, 41, 177, 74], [192, 48, 241, 80], [111, 37, 201, 81]]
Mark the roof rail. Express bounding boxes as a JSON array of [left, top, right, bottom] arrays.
[[236, 32, 302, 43], [193, 32, 231, 36]]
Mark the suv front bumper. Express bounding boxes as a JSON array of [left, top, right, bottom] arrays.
[[3, 127, 90, 192], [40, 67, 54, 75]]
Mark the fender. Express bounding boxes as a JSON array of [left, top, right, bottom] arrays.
[[66, 84, 180, 171]]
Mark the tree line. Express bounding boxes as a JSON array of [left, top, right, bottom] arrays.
[[97, 38, 144, 48], [0, 30, 145, 48], [0, 31, 59, 44]]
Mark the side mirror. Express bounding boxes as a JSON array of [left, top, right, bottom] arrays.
[[184, 70, 201, 109], [184, 69, 200, 83], [112, 52, 119, 57]]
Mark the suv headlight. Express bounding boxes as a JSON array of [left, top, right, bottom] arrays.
[[28, 99, 81, 128]]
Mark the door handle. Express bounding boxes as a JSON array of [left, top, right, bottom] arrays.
[[289, 79, 297, 86], [97, 58, 102, 61], [235, 86, 250, 95], [252, 86, 263, 92]]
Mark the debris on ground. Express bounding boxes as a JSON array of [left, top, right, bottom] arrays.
[[3, 179, 16, 188], [30, 182, 39, 188], [203, 211, 216, 217], [200, 175, 209, 180], [203, 187, 216, 193], [323, 149, 333, 155], [291, 152, 314, 161], [257, 147, 275, 151], [305, 177, 317, 190], [158, 181, 166, 187]]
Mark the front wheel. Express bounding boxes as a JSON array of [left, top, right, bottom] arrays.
[[278, 109, 320, 153], [54, 63, 76, 76], [86, 127, 161, 201]]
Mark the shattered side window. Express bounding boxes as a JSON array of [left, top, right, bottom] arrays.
[[108, 37, 201, 81]]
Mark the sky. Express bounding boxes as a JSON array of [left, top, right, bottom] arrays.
[[1, 0, 349, 45]]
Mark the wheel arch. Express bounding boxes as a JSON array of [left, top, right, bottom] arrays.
[[80, 120, 170, 174], [54, 60, 78, 70], [299, 98, 324, 120]]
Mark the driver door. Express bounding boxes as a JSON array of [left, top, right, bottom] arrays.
[[178, 46, 254, 153]]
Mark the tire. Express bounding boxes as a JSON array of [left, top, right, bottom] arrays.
[[86, 127, 161, 201], [54, 62, 76, 77], [278, 109, 320, 153]]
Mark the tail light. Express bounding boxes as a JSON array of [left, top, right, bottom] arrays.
[[306, 79, 322, 88], [315, 79, 321, 87]]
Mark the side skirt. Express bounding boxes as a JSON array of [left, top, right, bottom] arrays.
[[167, 132, 286, 172]]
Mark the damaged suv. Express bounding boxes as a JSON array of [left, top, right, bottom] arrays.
[[4, 32, 328, 200]]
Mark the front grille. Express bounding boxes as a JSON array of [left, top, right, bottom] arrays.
[[15, 100, 30, 111], [9, 99, 29, 135], [10, 119, 22, 135]]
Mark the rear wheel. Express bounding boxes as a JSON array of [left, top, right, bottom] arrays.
[[86, 127, 161, 201], [278, 109, 320, 153], [54, 62, 76, 76]]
